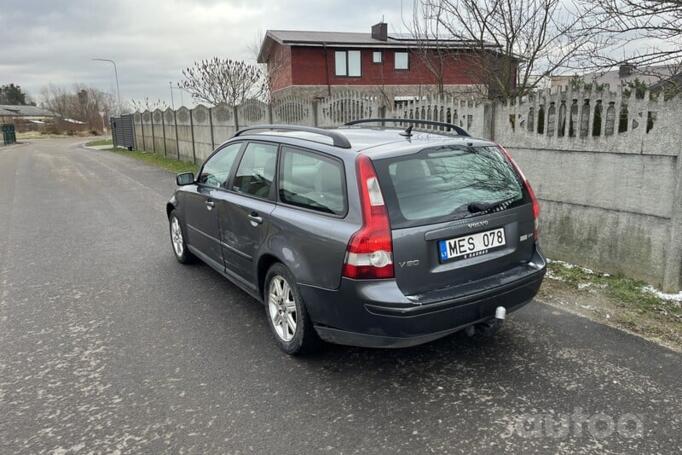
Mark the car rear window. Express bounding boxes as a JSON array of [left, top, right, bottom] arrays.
[[374, 145, 525, 228]]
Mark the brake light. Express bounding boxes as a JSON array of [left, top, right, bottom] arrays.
[[342, 154, 394, 279], [498, 145, 540, 240]]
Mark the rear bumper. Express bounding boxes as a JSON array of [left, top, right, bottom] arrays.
[[300, 247, 546, 348]]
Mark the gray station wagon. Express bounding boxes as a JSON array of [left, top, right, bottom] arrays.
[[166, 120, 546, 354]]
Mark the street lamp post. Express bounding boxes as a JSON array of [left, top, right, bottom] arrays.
[[169, 81, 175, 109], [93, 58, 122, 116]]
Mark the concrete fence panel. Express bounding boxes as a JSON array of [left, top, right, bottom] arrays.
[[141, 111, 153, 152], [175, 107, 194, 163], [191, 105, 213, 162], [272, 96, 314, 126], [317, 91, 382, 128], [163, 108, 178, 159], [495, 88, 682, 291], [389, 94, 490, 138], [133, 113, 143, 149], [236, 99, 269, 128], [212, 103, 236, 145], [152, 109, 165, 155]]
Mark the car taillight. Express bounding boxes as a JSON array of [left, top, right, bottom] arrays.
[[342, 154, 394, 279], [498, 145, 540, 240]]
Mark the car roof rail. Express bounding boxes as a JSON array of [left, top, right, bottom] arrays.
[[233, 124, 352, 149], [343, 118, 470, 137]]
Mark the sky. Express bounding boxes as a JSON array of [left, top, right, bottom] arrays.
[[0, 0, 410, 108]]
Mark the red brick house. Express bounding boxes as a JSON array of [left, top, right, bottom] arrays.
[[257, 22, 517, 100]]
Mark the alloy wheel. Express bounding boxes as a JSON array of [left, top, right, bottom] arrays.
[[268, 275, 297, 342], [171, 217, 184, 257]]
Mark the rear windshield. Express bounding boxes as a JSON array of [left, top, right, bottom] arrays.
[[374, 145, 525, 228]]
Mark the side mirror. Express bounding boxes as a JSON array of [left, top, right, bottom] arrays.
[[176, 172, 195, 186]]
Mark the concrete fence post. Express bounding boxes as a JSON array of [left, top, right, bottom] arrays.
[[174, 109, 180, 161], [484, 101, 495, 141], [189, 109, 197, 164], [150, 114, 155, 153], [663, 149, 682, 292], [209, 107, 215, 150], [162, 112, 167, 157], [140, 112, 147, 150], [312, 99, 319, 127], [131, 116, 136, 150]]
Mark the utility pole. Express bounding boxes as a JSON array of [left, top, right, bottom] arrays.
[[93, 58, 121, 115]]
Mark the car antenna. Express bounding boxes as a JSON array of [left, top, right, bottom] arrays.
[[399, 125, 413, 137]]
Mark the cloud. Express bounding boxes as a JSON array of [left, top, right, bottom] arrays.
[[0, 0, 409, 105]]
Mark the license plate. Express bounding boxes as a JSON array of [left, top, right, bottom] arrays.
[[438, 227, 506, 262]]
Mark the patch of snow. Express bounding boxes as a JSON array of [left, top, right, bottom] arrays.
[[545, 269, 565, 282], [548, 258, 602, 276], [641, 285, 682, 303]]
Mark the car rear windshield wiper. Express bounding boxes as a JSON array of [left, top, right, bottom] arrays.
[[467, 197, 517, 214]]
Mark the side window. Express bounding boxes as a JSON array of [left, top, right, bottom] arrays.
[[232, 142, 278, 199], [198, 142, 242, 188], [279, 147, 346, 215]]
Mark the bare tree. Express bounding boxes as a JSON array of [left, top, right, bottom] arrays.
[[585, 1, 682, 66], [409, 2, 453, 95], [179, 58, 264, 106], [130, 97, 168, 112], [580, 0, 682, 91], [40, 84, 114, 131], [409, 0, 606, 98]]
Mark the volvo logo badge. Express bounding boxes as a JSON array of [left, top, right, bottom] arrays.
[[467, 220, 489, 229]]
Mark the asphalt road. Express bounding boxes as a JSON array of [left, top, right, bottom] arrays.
[[1, 138, 680, 455]]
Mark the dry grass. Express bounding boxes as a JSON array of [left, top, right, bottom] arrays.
[[93, 146, 198, 174]]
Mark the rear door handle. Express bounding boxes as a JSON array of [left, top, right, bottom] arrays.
[[205, 200, 215, 210], [247, 212, 263, 226]]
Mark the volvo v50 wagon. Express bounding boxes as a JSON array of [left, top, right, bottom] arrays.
[[166, 120, 546, 354]]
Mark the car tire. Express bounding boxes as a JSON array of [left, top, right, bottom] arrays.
[[169, 211, 196, 264], [264, 263, 321, 355]]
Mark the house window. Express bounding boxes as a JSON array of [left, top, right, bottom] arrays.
[[395, 51, 409, 70], [334, 51, 346, 76], [373, 51, 382, 63], [347, 51, 361, 76], [335, 50, 361, 77]]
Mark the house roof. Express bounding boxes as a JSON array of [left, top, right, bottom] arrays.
[[0, 104, 54, 117], [257, 29, 503, 63]]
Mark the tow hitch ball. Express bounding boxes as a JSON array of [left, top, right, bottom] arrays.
[[465, 306, 506, 336]]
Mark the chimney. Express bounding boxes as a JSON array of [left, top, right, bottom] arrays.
[[371, 22, 388, 41], [619, 63, 635, 78]]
